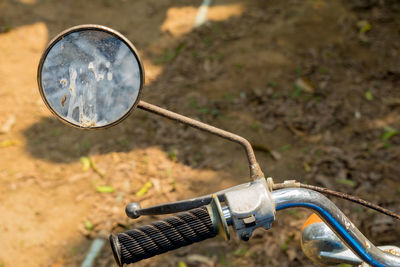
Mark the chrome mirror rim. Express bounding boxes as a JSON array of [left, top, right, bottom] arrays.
[[37, 24, 145, 130]]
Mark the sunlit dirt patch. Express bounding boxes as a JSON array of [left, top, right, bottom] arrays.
[[0, 22, 48, 61], [141, 57, 163, 84], [161, 6, 197, 37], [0, 22, 48, 105], [161, 4, 245, 37], [0, 22, 49, 137], [207, 3, 245, 22], [17, 0, 36, 4]]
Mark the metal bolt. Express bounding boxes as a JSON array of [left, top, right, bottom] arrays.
[[240, 232, 250, 241]]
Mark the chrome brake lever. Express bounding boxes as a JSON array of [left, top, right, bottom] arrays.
[[125, 182, 252, 219], [125, 195, 223, 218]]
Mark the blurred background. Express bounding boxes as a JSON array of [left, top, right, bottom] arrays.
[[1, 0, 400, 266]]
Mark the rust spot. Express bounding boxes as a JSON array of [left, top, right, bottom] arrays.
[[60, 79, 67, 86], [61, 94, 67, 107]]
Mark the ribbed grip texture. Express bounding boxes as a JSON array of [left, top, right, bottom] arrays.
[[109, 207, 216, 266]]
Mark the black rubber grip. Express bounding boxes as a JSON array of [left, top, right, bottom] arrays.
[[109, 207, 216, 266]]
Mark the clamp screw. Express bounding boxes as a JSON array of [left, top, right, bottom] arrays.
[[240, 233, 250, 241]]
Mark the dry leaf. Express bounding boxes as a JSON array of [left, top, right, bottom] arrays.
[[0, 139, 19, 147], [0, 115, 16, 134], [136, 181, 152, 197], [295, 77, 315, 93]]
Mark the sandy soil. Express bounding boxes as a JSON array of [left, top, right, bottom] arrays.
[[1, 0, 399, 266]]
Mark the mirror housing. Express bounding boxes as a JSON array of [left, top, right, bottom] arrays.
[[37, 25, 144, 129]]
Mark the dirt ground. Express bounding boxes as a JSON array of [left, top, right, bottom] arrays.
[[1, 0, 400, 266]]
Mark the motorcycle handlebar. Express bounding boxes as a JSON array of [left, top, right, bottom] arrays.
[[109, 186, 400, 267], [109, 207, 217, 266]]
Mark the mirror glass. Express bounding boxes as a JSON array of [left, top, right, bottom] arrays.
[[38, 26, 143, 129]]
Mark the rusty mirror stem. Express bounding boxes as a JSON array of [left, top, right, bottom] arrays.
[[137, 101, 264, 180]]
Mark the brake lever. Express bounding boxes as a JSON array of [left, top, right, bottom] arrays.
[[125, 195, 223, 218], [125, 181, 252, 219]]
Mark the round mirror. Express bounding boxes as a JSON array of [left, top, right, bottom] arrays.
[[37, 25, 144, 129]]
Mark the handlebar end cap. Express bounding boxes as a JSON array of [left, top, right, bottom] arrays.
[[125, 202, 141, 219], [109, 234, 123, 267]]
